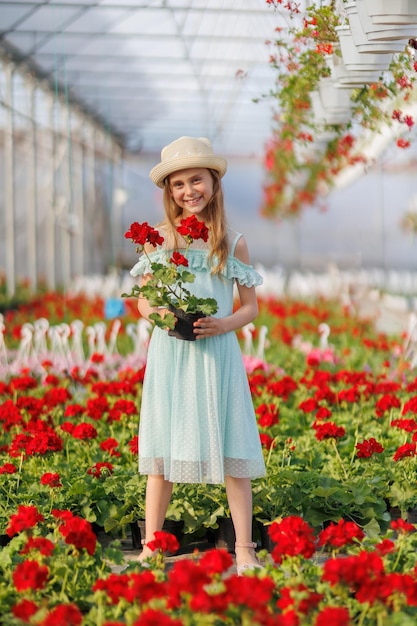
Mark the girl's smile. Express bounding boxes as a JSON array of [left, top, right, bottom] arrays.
[[169, 167, 214, 217]]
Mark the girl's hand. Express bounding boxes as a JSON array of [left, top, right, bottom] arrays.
[[193, 316, 226, 338]]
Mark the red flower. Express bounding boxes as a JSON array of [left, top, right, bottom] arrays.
[[133, 609, 183, 626], [393, 442, 417, 461], [176, 215, 209, 243], [277, 583, 322, 614], [87, 461, 113, 478], [147, 531, 180, 554], [298, 398, 317, 413], [256, 403, 279, 427], [402, 396, 417, 415], [375, 393, 401, 416], [269, 516, 316, 563], [0, 399, 23, 430], [86, 396, 110, 419], [112, 399, 137, 415], [41, 604, 83, 626], [170, 251, 189, 267], [125, 222, 164, 247], [71, 423, 98, 440], [6, 505, 44, 537], [57, 513, 97, 555], [40, 472, 62, 488], [12, 560, 49, 591], [199, 548, 233, 574], [25, 431, 64, 456], [0, 462, 17, 474], [12, 599, 39, 622], [391, 518, 415, 534], [337, 387, 360, 403], [100, 438, 120, 457], [266, 376, 298, 400], [318, 519, 364, 549], [128, 435, 139, 455], [397, 137, 411, 149], [259, 433, 276, 449], [315, 406, 332, 419], [64, 403, 85, 417], [93, 573, 130, 604], [20, 536, 55, 557], [314, 606, 350, 626], [375, 539, 395, 555], [391, 418, 417, 433], [314, 422, 345, 441], [356, 437, 384, 458], [42, 386, 72, 408]]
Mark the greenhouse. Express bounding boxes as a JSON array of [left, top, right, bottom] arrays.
[[2, 1, 417, 624]]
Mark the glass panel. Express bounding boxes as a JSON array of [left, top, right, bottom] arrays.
[[15, 6, 82, 31], [0, 4, 34, 29]]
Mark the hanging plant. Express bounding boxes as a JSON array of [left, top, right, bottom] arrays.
[[262, 0, 417, 221]]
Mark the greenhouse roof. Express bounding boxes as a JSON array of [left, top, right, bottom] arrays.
[[0, 0, 300, 156]]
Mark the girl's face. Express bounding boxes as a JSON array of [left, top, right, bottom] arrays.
[[168, 168, 214, 218]]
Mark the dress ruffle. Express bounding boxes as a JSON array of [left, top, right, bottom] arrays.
[[129, 249, 263, 288]]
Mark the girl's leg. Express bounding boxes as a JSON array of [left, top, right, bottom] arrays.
[[138, 474, 173, 561], [225, 476, 259, 569]]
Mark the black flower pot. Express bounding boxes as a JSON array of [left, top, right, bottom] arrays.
[[213, 517, 236, 552], [131, 519, 185, 550], [168, 305, 206, 341]]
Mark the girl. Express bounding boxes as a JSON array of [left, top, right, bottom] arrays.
[[130, 136, 266, 574]]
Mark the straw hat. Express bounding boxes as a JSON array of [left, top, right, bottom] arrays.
[[149, 136, 228, 188]]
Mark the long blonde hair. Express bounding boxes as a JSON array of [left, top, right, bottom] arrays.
[[162, 169, 229, 274]]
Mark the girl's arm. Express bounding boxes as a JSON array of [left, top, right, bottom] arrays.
[[194, 236, 259, 338]]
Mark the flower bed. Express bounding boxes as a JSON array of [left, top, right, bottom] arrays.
[[1, 291, 417, 623]]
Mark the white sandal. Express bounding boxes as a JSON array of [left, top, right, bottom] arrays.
[[235, 541, 262, 576]]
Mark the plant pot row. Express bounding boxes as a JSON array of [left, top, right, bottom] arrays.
[[130, 517, 276, 553]]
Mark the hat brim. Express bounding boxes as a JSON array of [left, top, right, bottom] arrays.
[[149, 155, 227, 188]]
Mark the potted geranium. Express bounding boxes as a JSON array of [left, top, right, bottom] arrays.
[[123, 215, 218, 341]]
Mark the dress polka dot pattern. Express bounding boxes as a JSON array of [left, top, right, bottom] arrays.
[[130, 228, 266, 484]]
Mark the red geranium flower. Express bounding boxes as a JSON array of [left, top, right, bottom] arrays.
[[277, 583, 323, 614], [87, 462, 113, 478], [41, 604, 83, 626], [6, 505, 44, 537], [356, 437, 384, 458], [314, 422, 346, 441], [133, 609, 183, 626], [259, 433, 276, 449], [0, 462, 17, 474], [199, 548, 233, 575], [12, 599, 39, 621], [128, 435, 139, 455], [71, 423, 98, 440], [176, 214, 209, 243], [269, 516, 316, 563], [318, 519, 364, 549], [256, 402, 279, 427], [391, 518, 415, 533], [170, 251, 189, 267], [125, 221, 164, 247], [57, 513, 97, 555], [147, 531, 180, 554], [393, 442, 417, 462], [314, 606, 351, 626], [100, 438, 120, 457], [40, 472, 62, 488], [12, 560, 49, 591], [20, 536, 55, 557]]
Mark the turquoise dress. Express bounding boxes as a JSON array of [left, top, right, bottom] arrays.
[[130, 228, 266, 484]]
